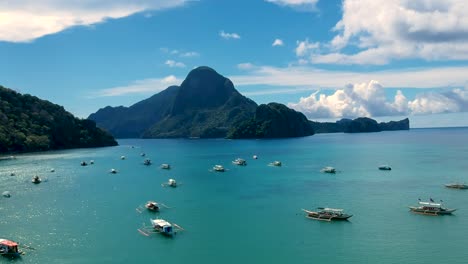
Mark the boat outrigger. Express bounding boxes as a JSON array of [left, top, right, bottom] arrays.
[[0, 239, 23, 258], [138, 219, 184, 237], [31, 175, 42, 184], [321, 166, 336, 173], [378, 165, 391, 171], [445, 183, 468, 189], [409, 199, 456, 215], [213, 165, 225, 172], [302, 208, 352, 221], [232, 158, 247, 166], [160, 164, 171, 170]]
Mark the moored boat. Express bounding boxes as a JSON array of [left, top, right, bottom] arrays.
[[378, 165, 391, 170], [80, 161, 87, 166], [409, 199, 456, 215], [160, 164, 171, 170], [270, 161, 281, 167], [445, 183, 468, 189], [120, 156, 126, 160], [232, 158, 247, 166], [143, 159, 152, 166], [213, 165, 225, 172], [109, 168, 118, 174], [161, 178, 178, 188], [321, 166, 336, 173], [31, 175, 41, 184], [0, 239, 22, 257], [302, 208, 352, 221], [137, 219, 184, 237], [145, 201, 160, 211]]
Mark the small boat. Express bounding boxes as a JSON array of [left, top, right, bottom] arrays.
[[0, 239, 22, 257], [445, 183, 468, 189], [302, 208, 352, 221], [80, 161, 88, 166], [50, 168, 55, 172], [162, 179, 178, 188], [109, 169, 118, 174], [321, 166, 336, 173], [2, 191, 11, 198], [378, 165, 391, 170], [120, 156, 126, 160], [31, 176, 42, 184], [232, 158, 247, 166], [9, 172, 15, 176], [270, 161, 282, 167], [141, 153, 146, 157], [143, 159, 152, 166], [253, 155, 258, 160], [138, 219, 184, 237], [145, 201, 160, 212], [213, 165, 225, 172], [90, 160, 95, 165], [409, 199, 456, 215], [160, 164, 171, 170]]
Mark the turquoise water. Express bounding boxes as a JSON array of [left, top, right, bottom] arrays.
[[1, 128, 468, 263]]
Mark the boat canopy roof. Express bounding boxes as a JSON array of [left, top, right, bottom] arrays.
[[0, 239, 18, 247], [419, 201, 442, 207], [319, 208, 343, 212], [152, 219, 171, 227]]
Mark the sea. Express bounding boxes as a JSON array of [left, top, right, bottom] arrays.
[[1, 127, 468, 264]]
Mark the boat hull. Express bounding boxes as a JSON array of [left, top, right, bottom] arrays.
[[305, 212, 352, 221], [409, 207, 456, 215]]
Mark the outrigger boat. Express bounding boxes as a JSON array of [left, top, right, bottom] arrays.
[[269, 161, 282, 167], [143, 159, 152, 166], [162, 179, 178, 188], [138, 219, 184, 237], [302, 208, 352, 221], [445, 183, 468, 189], [141, 153, 146, 157], [0, 239, 23, 258], [321, 166, 336, 173], [378, 165, 391, 170], [31, 175, 42, 184], [136, 201, 171, 213], [109, 168, 118, 174], [160, 164, 171, 170], [120, 156, 126, 160], [213, 165, 225, 172], [232, 158, 247, 166], [253, 155, 258, 159], [409, 199, 456, 215], [80, 161, 88, 166]]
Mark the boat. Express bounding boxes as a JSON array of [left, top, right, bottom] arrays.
[[0, 239, 22, 257], [162, 179, 178, 188], [160, 164, 171, 170], [270, 161, 281, 167], [445, 183, 468, 189], [409, 199, 456, 215], [2, 191, 11, 198], [80, 161, 87, 166], [253, 155, 258, 159], [141, 153, 146, 157], [138, 219, 184, 237], [109, 169, 118, 174], [50, 168, 55, 172], [232, 158, 247, 166], [378, 165, 391, 170], [90, 160, 95, 165], [120, 156, 126, 160], [9, 172, 15, 176], [31, 176, 41, 184], [143, 159, 152, 166], [145, 201, 160, 212], [321, 166, 336, 173], [302, 208, 353, 221], [213, 165, 225, 172]]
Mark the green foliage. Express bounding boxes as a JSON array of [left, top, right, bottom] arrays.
[[0, 86, 117, 153]]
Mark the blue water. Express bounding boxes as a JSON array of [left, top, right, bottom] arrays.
[[1, 128, 468, 263]]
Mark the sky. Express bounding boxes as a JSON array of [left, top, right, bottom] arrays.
[[2, 0, 468, 128]]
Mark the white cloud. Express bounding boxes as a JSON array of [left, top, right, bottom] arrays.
[[265, 0, 319, 11], [288, 80, 468, 119], [237, 63, 255, 70], [165, 60, 186, 68], [219, 30, 241, 40], [295, 39, 319, 56], [94, 75, 181, 97], [301, 0, 468, 64], [179, 51, 199, 57], [272, 39, 284, 47], [0, 0, 189, 42]]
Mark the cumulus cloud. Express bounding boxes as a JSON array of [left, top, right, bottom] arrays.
[[0, 0, 188, 42], [272, 39, 284, 47], [179, 51, 199, 57], [298, 0, 468, 64], [219, 30, 241, 40], [288, 81, 468, 119], [94, 75, 181, 97], [237, 63, 255, 70], [295, 39, 319, 56], [265, 0, 319, 11], [165, 60, 186, 68]]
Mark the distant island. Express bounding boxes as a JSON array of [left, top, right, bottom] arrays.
[[89, 66, 409, 139], [0, 86, 117, 154]]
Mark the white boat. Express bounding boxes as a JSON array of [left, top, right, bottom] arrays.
[[270, 161, 282, 167], [0, 239, 22, 257], [321, 166, 336, 173], [378, 165, 391, 170], [138, 219, 184, 237], [213, 165, 225, 172], [162, 179, 178, 188], [90, 160, 94, 165], [232, 158, 247, 166], [409, 199, 456, 215], [109, 169, 118, 174], [253, 155, 258, 159], [143, 159, 152, 166], [120, 156, 126, 160], [302, 208, 353, 221], [50, 168, 55, 172], [32, 176, 41, 184], [445, 183, 468, 189], [160, 164, 171, 170], [2, 191, 11, 198]]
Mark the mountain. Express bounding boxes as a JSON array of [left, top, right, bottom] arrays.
[[89, 66, 258, 138], [0, 86, 117, 153], [310, 117, 410, 133], [227, 103, 315, 138]]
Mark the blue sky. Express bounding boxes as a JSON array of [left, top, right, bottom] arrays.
[[2, 0, 468, 127]]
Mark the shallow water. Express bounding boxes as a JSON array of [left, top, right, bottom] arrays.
[[1, 128, 468, 263]]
